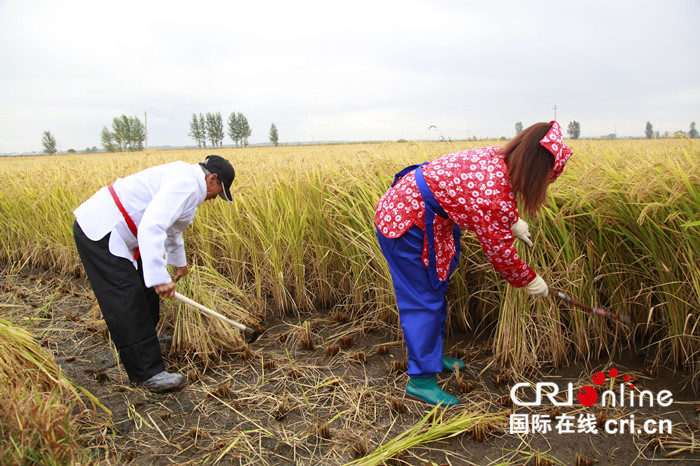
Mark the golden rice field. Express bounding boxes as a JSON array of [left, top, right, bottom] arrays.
[[0, 138, 698, 463], [1, 139, 698, 374]]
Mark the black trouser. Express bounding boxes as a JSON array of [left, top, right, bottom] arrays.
[[73, 220, 164, 382]]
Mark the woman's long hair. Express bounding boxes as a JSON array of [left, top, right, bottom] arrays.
[[501, 122, 554, 216]]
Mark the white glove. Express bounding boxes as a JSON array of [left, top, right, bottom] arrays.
[[511, 218, 533, 247], [525, 274, 548, 296]]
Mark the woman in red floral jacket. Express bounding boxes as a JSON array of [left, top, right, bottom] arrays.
[[375, 121, 573, 406]]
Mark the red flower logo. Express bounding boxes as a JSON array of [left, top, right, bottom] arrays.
[[577, 367, 633, 406]]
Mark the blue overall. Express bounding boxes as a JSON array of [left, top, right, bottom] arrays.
[[376, 163, 461, 377]]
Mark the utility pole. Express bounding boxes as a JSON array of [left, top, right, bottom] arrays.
[[144, 111, 148, 150], [553, 105, 557, 121]]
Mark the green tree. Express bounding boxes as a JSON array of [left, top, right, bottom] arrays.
[[238, 113, 251, 146], [689, 121, 698, 138], [188, 114, 201, 148], [199, 114, 207, 148], [227, 112, 240, 146], [100, 126, 116, 152], [567, 121, 581, 139], [112, 116, 129, 151], [205, 112, 224, 148], [645, 121, 654, 139], [128, 116, 145, 151], [41, 130, 57, 154], [227, 112, 251, 147], [100, 114, 146, 152], [188, 113, 206, 148], [269, 123, 279, 146], [514, 121, 523, 135]]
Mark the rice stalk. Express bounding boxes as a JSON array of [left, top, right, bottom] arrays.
[[346, 403, 507, 465], [0, 317, 111, 464]]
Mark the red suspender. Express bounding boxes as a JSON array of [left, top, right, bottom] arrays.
[[107, 184, 140, 260]]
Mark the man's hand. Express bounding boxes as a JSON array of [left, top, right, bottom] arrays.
[[512, 218, 533, 247], [154, 282, 176, 298], [154, 266, 187, 298], [173, 266, 189, 282]]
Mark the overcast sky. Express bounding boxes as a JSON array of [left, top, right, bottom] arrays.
[[1, 0, 698, 154]]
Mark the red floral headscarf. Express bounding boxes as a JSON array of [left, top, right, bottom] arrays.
[[540, 121, 573, 179]]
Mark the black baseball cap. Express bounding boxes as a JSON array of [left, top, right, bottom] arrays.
[[200, 155, 235, 202]]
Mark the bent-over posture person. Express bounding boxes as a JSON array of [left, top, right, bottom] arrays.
[[73, 155, 235, 392], [375, 121, 573, 406]]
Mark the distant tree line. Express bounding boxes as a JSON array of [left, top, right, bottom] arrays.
[[188, 113, 224, 148], [513, 120, 698, 140], [43, 116, 698, 156], [101, 115, 146, 152], [42, 131, 98, 154], [189, 112, 252, 148], [514, 120, 581, 139], [645, 121, 697, 139]]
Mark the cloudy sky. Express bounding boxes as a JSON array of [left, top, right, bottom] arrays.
[[1, 0, 698, 154]]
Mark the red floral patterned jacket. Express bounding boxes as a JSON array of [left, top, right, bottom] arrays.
[[375, 146, 536, 287]]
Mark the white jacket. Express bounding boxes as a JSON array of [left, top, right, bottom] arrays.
[[74, 162, 207, 288]]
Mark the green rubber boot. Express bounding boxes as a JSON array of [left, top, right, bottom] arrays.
[[442, 355, 466, 372], [406, 375, 460, 407]]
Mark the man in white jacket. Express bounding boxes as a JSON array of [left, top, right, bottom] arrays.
[[73, 155, 235, 392]]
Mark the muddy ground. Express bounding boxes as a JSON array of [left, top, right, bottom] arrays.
[[2, 267, 699, 465]]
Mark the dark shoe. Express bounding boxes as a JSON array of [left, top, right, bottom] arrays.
[[406, 375, 460, 407], [143, 371, 185, 393], [442, 355, 466, 372]]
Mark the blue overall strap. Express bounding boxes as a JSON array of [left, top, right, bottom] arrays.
[[392, 163, 423, 187], [414, 165, 461, 291], [414, 165, 448, 219]]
